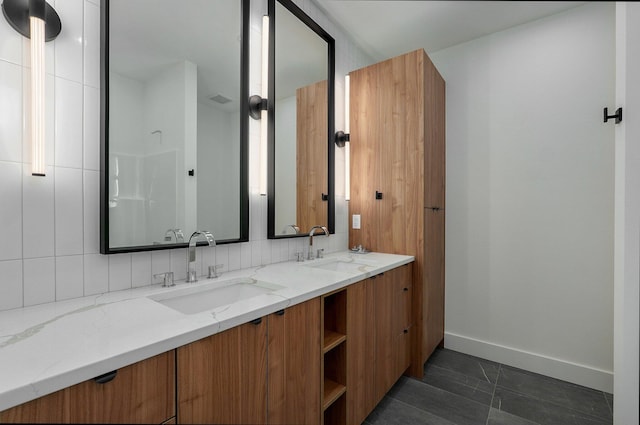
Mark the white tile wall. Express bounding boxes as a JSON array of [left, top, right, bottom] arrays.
[[0, 0, 372, 312]]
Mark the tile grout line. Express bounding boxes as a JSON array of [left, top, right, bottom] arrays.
[[485, 363, 501, 425]]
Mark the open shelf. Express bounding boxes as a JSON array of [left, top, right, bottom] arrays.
[[323, 330, 346, 354], [322, 378, 346, 411]]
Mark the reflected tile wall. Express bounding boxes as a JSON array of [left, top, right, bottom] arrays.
[[0, 0, 372, 312]]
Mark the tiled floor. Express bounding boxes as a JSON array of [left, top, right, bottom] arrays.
[[365, 348, 613, 425]]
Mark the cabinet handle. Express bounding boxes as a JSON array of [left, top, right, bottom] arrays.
[[94, 370, 117, 384], [322, 193, 329, 201], [403, 329, 409, 334], [403, 287, 409, 292], [275, 309, 285, 316], [250, 317, 262, 325], [375, 191, 383, 200]]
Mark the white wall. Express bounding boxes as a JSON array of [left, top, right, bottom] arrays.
[[0, 0, 371, 311], [614, 2, 640, 423], [430, 3, 615, 392]]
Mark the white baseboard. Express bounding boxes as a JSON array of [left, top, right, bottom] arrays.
[[444, 332, 613, 393]]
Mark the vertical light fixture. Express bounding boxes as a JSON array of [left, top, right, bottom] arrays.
[[259, 14, 269, 196], [335, 75, 350, 201], [344, 75, 350, 201], [249, 15, 269, 196], [2, 0, 62, 176]]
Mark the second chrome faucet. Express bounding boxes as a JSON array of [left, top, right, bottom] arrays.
[[187, 231, 216, 283], [307, 225, 329, 260]]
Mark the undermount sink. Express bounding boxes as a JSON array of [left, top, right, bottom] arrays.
[[304, 257, 375, 273], [148, 278, 284, 315]]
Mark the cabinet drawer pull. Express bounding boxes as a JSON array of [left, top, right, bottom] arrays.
[[403, 287, 409, 292], [275, 309, 285, 316], [250, 317, 263, 325], [94, 370, 117, 384], [403, 329, 409, 334]]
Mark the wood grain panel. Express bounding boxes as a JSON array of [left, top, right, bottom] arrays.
[[424, 52, 446, 209], [178, 321, 267, 424], [424, 208, 446, 359], [67, 351, 175, 424], [0, 388, 66, 423], [297, 80, 328, 233], [346, 280, 375, 425], [1, 352, 175, 424], [268, 300, 321, 425], [348, 66, 380, 250]]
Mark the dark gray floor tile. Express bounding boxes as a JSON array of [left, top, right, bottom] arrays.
[[492, 386, 611, 425], [423, 362, 495, 405], [427, 348, 500, 384], [604, 392, 613, 414], [366, 396, 459, 425], [387, 377, 490, 425], [497, 365, 612, 421], [487, 407, 540, 425]]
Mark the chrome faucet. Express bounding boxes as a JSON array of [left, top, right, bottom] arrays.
[[307, 225, 329, 260], [164, 228, 184, 243], [186, 231, 216, 283]]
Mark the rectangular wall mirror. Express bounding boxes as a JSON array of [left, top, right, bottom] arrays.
[[267, 0, 335, 239], [100, 0, 249, 253]]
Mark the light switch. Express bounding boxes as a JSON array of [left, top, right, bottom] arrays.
[[352, 214, 361, 229]]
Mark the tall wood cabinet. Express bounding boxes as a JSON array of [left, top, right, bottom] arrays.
[[349, 48, 445, 377]]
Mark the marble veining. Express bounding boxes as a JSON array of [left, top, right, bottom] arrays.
[[0, 251, 413, 411]]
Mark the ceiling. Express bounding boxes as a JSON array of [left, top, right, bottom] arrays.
[[314, 1, 585, 61]]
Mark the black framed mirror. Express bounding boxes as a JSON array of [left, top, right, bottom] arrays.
[[100, 0, 250, 254], [267, 0, 335, 239]]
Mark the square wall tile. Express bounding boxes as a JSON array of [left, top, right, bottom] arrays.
[[0, 260, 23, 310], [83, 170, 100, 254], [56, 255, 84, 301], [0, 161, 22, 260], [83, 1, 100, 88], [54, 0, 84, 83], [55, 77, 83, 168], [0, 61, 22, 162], [132, 252, 151, 288], [23, 165, 55, 258], [24, 257, 55, 307], [109, 253, 131, 291], [83, 86, 100, 170], [55, 167, 83, 255], [84, 253, 108, 295]]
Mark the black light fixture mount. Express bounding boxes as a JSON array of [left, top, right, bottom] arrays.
[[2, 0, 62, 41], [249, 95, 267, 120], [334, 130, 350, 147]]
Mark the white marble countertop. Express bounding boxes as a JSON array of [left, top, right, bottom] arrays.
[[0, 251, 413, 411]]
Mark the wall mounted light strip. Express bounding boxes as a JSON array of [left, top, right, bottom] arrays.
[[344, 75, 350, 201], [30, 10, 45, 175], [2, 0, 61, 177], [259, 14, 269, 196]]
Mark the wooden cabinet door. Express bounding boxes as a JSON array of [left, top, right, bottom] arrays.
[[373, 272, 395, 405], [392, 264, 413, 379], [0, 388, 65, 424], [348, 65, 381, 251], [424, 208, 445, 358], [178, 320, 267, 424], [0, 351, 176, 424], [346, 279, 375, 425], [268, 299, 321, 425]]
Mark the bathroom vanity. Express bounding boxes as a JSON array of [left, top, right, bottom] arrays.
[[0, 252, 413, 424]]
